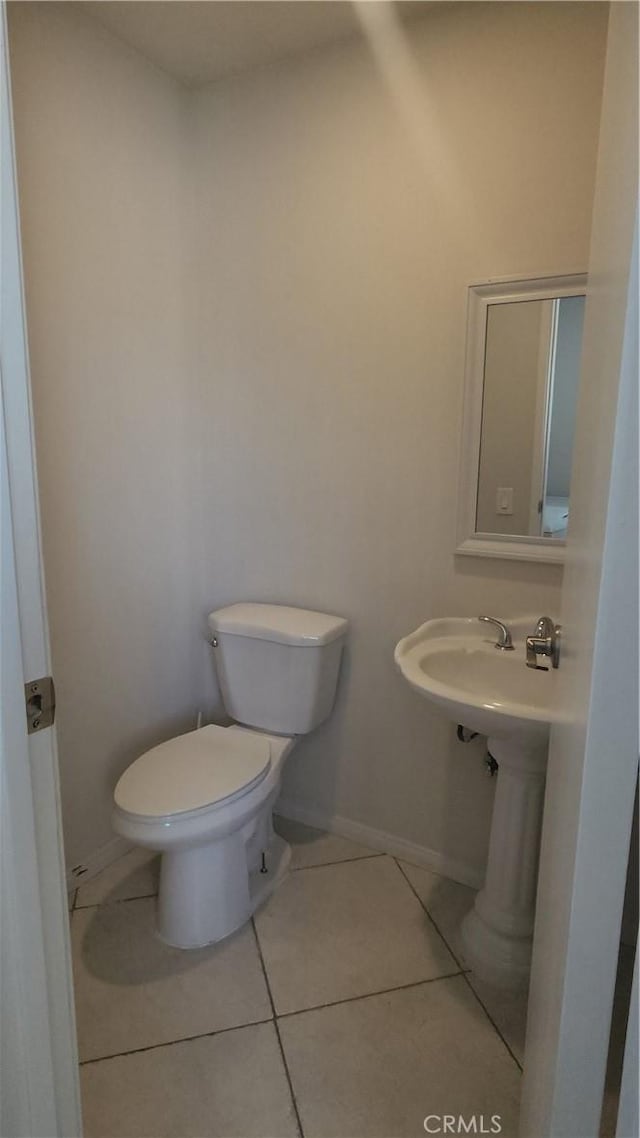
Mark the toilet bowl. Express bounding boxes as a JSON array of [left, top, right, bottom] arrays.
[[113, 725, 295, 947], [112, 603, 348, 948]]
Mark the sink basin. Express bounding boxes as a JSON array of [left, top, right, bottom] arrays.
[[395, 614, 561, 989], [394, 617, 558, 741]]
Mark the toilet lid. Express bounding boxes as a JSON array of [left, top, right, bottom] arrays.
[[114, 725, 271, 819]]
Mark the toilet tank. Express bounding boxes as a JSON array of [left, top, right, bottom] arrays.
[[208, 603, 348, 735]]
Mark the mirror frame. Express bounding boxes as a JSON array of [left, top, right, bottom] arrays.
[[456, 272, 587, 564]]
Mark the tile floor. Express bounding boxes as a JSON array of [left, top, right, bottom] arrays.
[[70, 818, 525, 1138]]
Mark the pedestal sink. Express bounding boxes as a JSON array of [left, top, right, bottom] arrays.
[[394, 617, 559, 990]]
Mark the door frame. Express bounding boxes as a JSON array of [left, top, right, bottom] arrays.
[[1, 5, 82, 1134], [522, 213, 637, 1138], [520, 3, 638, 1133]]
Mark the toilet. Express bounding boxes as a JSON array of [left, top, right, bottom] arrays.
[[112, 603, 348, 948]]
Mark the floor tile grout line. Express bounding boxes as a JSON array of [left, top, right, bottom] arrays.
[[394, 858, 467, 970], [290, 852, 384, 872], [249, 920, 278, 1025], [460, 973, 524, 1073], [251, 919, 305, 1138], [275, 969, 465, 1021], [78, 964, 465, 1071], [76, 967, 479, 1072], [394, 859, 524, 1074], [73, 851, 386, 907], [273, 1016, 305, 1138], [78, 1015, 275, 1067], [74, 890, 158, 911]]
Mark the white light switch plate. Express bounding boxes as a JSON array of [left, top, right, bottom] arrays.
[[496, 487, 514, 515]]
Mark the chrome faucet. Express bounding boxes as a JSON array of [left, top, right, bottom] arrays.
[[526, 616, 561, 670], [478, 615, 514, 651]]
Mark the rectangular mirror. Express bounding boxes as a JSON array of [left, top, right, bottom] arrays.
[[456, 273, 586, 563]]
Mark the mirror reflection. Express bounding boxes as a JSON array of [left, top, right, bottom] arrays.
[[476, 293, 585, 539]]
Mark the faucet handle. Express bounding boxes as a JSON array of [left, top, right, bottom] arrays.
[[534, 616, 555, 639], [526, 617, 561, 670]]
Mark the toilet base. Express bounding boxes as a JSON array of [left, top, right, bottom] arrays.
[[156, 831, 290, 950], [247, 833, 291, 920]]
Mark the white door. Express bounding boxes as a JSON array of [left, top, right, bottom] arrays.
[[0, 5, 82, 1135], [520, 3, 638, 1135]]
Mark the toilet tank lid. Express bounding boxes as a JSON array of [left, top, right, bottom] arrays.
[[208, 603, 348, 646]]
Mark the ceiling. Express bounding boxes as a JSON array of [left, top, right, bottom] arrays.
[[77, 1, 436, 88]]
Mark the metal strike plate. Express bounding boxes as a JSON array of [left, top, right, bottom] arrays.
[[24, 676, 56, 734]]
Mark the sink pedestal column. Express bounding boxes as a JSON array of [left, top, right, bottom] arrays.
[[461, 734, 548, 990]]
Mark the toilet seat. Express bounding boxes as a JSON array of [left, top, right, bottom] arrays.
[[114, 725, 271, 821]]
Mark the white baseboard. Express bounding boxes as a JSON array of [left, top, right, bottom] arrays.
[[276, 798, 484, 890], [67, 835, 132, 892], [67, 805, 485, 894]]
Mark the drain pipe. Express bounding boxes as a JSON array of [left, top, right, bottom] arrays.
[[457, 723, 499, 776]]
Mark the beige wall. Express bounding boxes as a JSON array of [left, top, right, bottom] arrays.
[[193, 1, 606, 876], [9, 1, 607, 880], [476, 300, 545, 535], [8, 3, 204, 869], [547, 295, 585, 498]]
